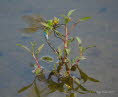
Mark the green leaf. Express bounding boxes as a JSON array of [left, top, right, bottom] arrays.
[[53, 64, 57, 70], [47, 20, 53, 26], [55, 30, 64, 38], [68, 37, 75, 46], [76, 37, 82, 44], [72, 76, 80, 85], [35, 68, 41, 75], [78, 56, 86, 60], [18, 83, 33, 93], [79, 85, 88, 91], [79, 85, 96, 93], [86, 45, 96, 49], [71, 57, 78, 64], [40, 56, 54, 62], [41, 22, 52, 29], [30, 41, 37, 52], [65, 48, 71, 55], [69, 93, 76, 97], [58, 47, 62, 57], [79, 17, 91, 22], [77, 91, 86, 94], [88, 77, 100, 82], [79, 46, 86, 52], [16, 44, 31, 53], [77, 66, 88, 83], [36, 44, 44, 56], [67, 9, 76, 17], [34, 82, 41, 97]]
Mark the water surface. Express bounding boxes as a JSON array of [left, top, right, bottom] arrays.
[[0, 0, 118, 97]]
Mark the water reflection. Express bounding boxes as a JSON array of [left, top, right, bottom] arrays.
[[18, 71, 97, 97]]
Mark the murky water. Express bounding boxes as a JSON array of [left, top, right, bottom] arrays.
[[0, 0, 118, 97]]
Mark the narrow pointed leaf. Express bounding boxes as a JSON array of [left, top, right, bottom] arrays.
[[34, 82, 41, 97], [88, 77, 100, 82], [86, 45, 96, 49], [79, 85, 88, 91], [18, 83, 33, 93], [72, 76, 80, 85], [16, 44, 31, 53], [36, 44, 44, 56], [41, 22, 52, 29], [78, 56, 86, 60], [79, 17, 91, 21], [77, 91, 86, 94], [67, 9, 76, 17], [77, 66, 88, 83]]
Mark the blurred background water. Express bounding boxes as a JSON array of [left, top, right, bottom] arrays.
[[0, 0, 118, 97]]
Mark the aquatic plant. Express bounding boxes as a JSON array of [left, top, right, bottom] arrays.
[[17, 9, 99, 97]]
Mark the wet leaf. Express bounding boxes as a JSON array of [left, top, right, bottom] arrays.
[[40, 56, 54, 62], [67, 9, 76, 17], [36, 44, 44, 56], [18, 83, 33, 93], [77, 66, 88, 83], [34, 82, 41, 97], [79, 17, 91, 21], [79, 85, 88, 91], [88, 77, 100, 82], [16, 44, 31, 53], [77, 91, 86, 94], [79, 85, 96, 93]]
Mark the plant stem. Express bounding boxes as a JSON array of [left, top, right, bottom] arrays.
[[64, 24, 70, 74], [44, 36, 59, 55], [68, 21, 80, 35], [32, 53, 40, 68], [64, 24, 68, 48]]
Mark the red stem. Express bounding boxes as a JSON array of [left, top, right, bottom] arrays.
[[33, 54, 41, 68]]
